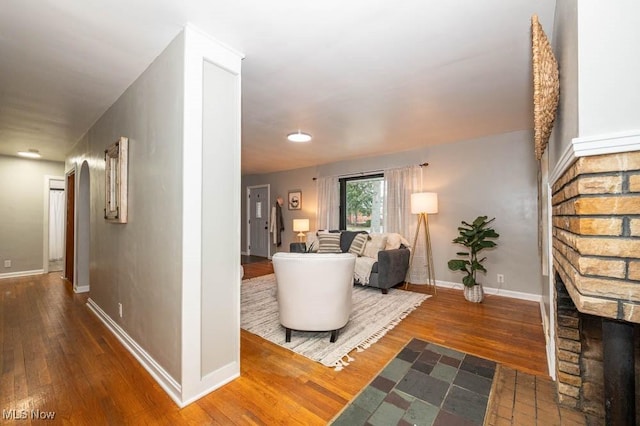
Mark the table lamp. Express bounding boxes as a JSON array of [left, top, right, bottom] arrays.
[[293, 219, 309, 242]]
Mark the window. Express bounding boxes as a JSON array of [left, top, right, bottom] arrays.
[[339, 174, 384, 233]]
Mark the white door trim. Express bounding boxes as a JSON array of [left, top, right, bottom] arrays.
[[42, 175, 65, 274], [546, 180, 556, 380]]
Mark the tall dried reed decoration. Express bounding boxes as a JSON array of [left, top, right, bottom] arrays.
[[531, 14, 559, 160]]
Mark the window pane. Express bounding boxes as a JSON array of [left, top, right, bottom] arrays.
[[345, 177, 384, 233]]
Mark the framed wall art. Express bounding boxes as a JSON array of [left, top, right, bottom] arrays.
[[104, 136, 128, 223], [288, 190, 301, 210]]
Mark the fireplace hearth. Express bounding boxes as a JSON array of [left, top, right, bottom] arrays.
[[555, 274, 639, 424]]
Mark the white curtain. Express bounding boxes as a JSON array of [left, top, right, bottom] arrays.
[[383, 165, 427, 283], [383, 165, 421, 236], [316, 176, 340, 230], [49, 190, 65, 261]]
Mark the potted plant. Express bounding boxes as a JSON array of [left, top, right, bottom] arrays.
[[447, 216, 499, 303]]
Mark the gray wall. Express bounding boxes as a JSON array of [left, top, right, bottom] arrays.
[[242, 166, 318, 255], [544, 0, 580, 339], [66, 32, 185, 381], [0, 155, 64, 274], [550, 0, 579, 170], [243, 129, 541, 296]]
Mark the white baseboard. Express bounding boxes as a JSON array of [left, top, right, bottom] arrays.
[[0, 269, 44, 280], [86, 298, 183, 406], [540, 300, 557, 379], [540, 299, 549, 338], [74, 284, 90, 293], [181, 363, 240, 407], [435, 280, 542, 302]]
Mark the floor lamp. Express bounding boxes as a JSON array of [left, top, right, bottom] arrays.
[[408, 192, 438, 293]]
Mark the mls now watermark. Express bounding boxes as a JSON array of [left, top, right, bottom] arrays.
[[3, 409, 56, 420]]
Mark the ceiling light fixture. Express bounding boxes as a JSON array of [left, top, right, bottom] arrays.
[[17, 149, 41, 159], [287, 131, 312, 143]]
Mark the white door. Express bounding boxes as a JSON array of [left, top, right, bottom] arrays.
[[248, 186, 269, 257]]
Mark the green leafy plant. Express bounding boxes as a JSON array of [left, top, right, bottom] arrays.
[[447, 216, 499, 288]]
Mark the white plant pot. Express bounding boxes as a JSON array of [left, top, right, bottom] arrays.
[[464, 284, 484, 303]]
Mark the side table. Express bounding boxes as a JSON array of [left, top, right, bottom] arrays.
[[289, 242, 307, 253]]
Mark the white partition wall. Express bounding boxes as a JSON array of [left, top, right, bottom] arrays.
[[72, 24, 244, 408], [181, 25, 244, 405]]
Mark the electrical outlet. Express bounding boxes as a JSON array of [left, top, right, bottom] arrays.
[[4, 260, 11, 268], [118, 303, 123, 318], [497, 274, 504, 284]]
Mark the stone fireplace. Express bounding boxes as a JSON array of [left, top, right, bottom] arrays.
[[551, 151, 640, 424]]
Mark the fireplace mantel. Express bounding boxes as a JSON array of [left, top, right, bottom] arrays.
[[551, 149, 640, 323], [549, 129, 640, 184]]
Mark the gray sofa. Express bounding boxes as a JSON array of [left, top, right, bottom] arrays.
[[364, 247, 411, 293], [310, 230, 411, 294]]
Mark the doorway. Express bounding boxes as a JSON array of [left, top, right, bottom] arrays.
[[247, 184, 270, 258], [75, 161, 90, 293], [64, 170, 75, 285], [48, 185, 65, 271], [42, 175, 65, 273]]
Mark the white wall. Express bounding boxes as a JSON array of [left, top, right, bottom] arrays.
[[200, 59, 241, 382], [243, 129, 541, 296], [0, 155, 64, 276], [179, 25, 243, 404], [578, 0, 640, 137]]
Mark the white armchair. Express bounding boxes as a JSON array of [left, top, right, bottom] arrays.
[[272, 252, 356, 343]]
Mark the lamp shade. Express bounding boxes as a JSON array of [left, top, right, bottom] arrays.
[[411, 192, 438, 214], [293, 219, 310, 233]]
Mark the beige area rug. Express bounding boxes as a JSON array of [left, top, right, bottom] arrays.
[[241, 274, 430, 370]]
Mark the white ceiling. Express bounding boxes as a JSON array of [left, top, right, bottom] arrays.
[[0, 0, 556, 174]]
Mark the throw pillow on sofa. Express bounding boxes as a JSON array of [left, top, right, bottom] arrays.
[[316, 233, 342, 253], [305, 231, 319, 252], [348, 233, 369, 256], [339, 230, 368, 253], [383, 232, 411, 250], [363, 234, 388, 259]]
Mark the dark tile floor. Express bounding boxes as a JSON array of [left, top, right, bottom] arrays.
[[331, 338, 496, 426]]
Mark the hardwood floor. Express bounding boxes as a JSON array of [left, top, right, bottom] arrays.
[[1, 263, 548, 425], [241, 259, 274, 279]]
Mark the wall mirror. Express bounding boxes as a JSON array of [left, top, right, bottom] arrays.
[[104, 136, 128, 223]]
